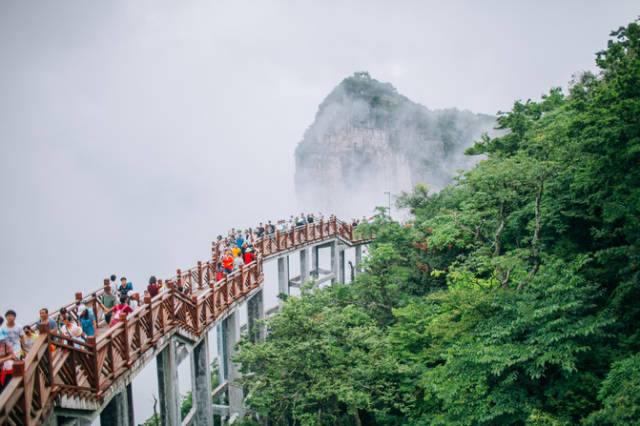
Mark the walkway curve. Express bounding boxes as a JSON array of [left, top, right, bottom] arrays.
[[0, 217, 371, 425]]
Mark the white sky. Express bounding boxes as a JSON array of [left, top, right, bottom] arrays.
[[0, 1, 638, 418]]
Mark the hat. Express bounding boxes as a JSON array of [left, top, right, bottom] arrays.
[[77, 304, 88, 316]]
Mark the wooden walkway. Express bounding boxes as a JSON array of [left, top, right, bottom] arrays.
[[0, 217, 371, 425]]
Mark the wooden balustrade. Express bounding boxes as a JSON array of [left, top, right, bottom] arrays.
[[0, 217, 369, 424]]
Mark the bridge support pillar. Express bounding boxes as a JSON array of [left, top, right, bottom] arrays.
[[338, 246, 346, 283], [331, 241, 346, 284], [224, 310, 244, 419], [355, 245, 362, 277], [300, 248, 309, 285], [247, 288, 264, 343], [331, 241, 338, 284], [99, 383, 134, 426], [156, 338, 181, 426], [277, 256, 289, 300], [311, 245, 319, 278], [192, 334, 214, 426]]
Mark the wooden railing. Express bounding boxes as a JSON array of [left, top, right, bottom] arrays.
[[0, 217, 370, 425]]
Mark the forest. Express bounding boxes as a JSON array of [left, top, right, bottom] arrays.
[[237, 20, 640, 425]]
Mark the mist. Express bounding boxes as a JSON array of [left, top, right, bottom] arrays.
[[1, 0, 638, 421]]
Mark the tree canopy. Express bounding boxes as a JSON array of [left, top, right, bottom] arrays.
[[238, 19, 640, 425]]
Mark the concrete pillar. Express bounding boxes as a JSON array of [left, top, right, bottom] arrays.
[[193, 334, 214, 426], [224, 310, 244, 418], [156, 338, 181, 426], [126, 383, 134, 426], [300, 248, 309, 284], [331, 241, 338, 284], [100, 384, 133, 426], [338, 246, 346, 283], [355, 245, 362, 277], [216, 322, 227, 382], [277, 256, 289, 299], [247, 289, 264, 343], [311, 245, 319, 278]]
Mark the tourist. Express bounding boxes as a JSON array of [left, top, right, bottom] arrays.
[[148, 276, 159, 298], [129, 293, 139, 310], [37, 308, 57, 332], [222, 251, 234, 274], [76, 300, 95, 322], [236, 232, 244, 251], [0, 317, 5, 341], [22, 326, 36, 355], [110, 274, 117, 289], [117, 277, 133, 298], [78, 308, 96, 338], [60, 315, 84, 347], [233, 252, 245, 270], [244, 247, 255, 264], [56, 307, 69, 330], [99, 286, 117, 326], [215, 262, 224, 281], [1, 310, 23, 359], [0, 332, 17, 392], [110, 297, 134, 327]]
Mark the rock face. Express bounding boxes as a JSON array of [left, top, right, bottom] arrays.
[[295, 72, 497, 217]]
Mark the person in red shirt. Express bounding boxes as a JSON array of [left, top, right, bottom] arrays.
[[147, 276, 159, 298], [222, 251, 234, 273], [110, 297, 134, 327], [244, 248, 255, 264], [215, 262, 224, 281]]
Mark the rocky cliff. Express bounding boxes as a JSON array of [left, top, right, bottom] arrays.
[[294, 72, 497, 217]]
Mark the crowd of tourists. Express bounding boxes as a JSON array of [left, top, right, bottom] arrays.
[[0, 213, 368, 392]]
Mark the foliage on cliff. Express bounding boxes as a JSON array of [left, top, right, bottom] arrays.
[[239, 20, 640, 425]]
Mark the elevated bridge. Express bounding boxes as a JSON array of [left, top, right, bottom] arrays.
[[0, 217, 371, 425]]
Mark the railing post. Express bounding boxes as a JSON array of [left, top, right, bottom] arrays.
[[143, 295, 155, 346], [38, 322, 53, 387], [192, 295, 200, 332], [10, 360, 28, 426], [86, 336, 100, 391], [239, 264, 246, 295], [75, 292, 83, 319], [275, 229, 280, 251], [166, 281, 176, 326], [120, 313, 131, 367], [197, 261, 203, 288]]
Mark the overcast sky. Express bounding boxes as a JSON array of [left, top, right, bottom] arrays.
[[1, 0, 638, 344]]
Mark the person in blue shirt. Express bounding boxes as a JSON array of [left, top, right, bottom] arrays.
[[78, 308, 96, 337], [117, 277, 133, 298], [236, 233, 244, 250]]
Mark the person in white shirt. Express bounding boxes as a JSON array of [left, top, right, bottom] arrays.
[[60, 315, 84, 348], [233, 252, 245, 270], [1, 310, 24, 358]]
